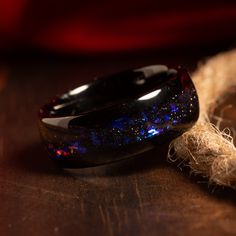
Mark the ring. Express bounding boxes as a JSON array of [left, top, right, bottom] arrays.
[[38, 65, 199, 168]]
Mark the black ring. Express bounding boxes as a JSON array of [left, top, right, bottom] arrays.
[[38, 65, 199, 168]]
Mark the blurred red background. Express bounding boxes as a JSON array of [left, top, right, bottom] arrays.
[[0, 0, 235, 54]]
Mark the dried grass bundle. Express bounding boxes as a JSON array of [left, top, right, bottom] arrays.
[[168, 49, 236, 188]]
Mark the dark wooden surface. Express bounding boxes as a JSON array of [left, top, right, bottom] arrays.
[[0, 49, 236, 236]]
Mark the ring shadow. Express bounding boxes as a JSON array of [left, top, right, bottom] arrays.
[[15, 141, 236, 205], [15, 142, 172, 177]]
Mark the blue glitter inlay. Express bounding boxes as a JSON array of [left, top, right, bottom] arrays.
[[111, 116, 131, 131], [172, 120, 178, 125], [141, 112, 148, 122], [170, 104, 178, 113], [47, 85, 198, 157], [154, 118, 161, 124], [147, 128, 160, 137], [164, 115, 171, 121], [140, 129, 145, 136], [85, 88, 198, 149]]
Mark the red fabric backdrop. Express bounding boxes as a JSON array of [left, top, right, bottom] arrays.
[[0, 0, 235, 53]]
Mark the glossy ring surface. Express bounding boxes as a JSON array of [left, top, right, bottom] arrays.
[[39, 65, 199, 168]]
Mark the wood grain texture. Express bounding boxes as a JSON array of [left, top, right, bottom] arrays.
[[0, 49, 236, 236]]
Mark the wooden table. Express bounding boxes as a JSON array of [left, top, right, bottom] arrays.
[[0, 48, 236, 236]]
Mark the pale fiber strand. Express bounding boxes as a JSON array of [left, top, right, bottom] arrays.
[[168, 49, 236, 188]]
